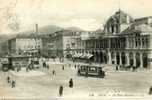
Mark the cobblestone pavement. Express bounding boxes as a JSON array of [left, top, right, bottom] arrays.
[[0, 61, 152, 99]]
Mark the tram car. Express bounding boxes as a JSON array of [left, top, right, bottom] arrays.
[[77, 64, 105, 78]]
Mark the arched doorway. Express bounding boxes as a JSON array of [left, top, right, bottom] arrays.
[[136, 53, 140, 67], [116, 52, 120, 65], [121, 52, 126, 65], [143, 53, 148, 68], [129, 52, 133, 66]]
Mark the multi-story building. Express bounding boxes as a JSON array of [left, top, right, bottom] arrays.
[[8, 34, 42, 56], [8, 34, 52, 57], [84, 10, 152, 69], [49, 29, 85, 57]]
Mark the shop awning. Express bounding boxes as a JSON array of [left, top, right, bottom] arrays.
[[73, 53, 93, 59], [79, 53, 86, 58], [72, 53, 82, 58], [85, 53, 93, 59]]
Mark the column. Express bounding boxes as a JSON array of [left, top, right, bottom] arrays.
[[126, 53, 130, 66], [108, 51, 112, 64], [133, 37, 135, 49], [119, 52, 122, 65], [109, 39, 111, 49], [114, 52, 117, 65], [140, 53, 143, 68], [126, 37, 129, 49], [119, 39, 121, 48], [140, 38, 142, 49], [114, 26, 116, 34], [133, 53, 136, 67]]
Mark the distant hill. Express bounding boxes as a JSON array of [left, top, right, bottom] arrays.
[[16, 25, 63, 37], [37, 25, 63, 34], [65, 26, 84, 31], [0, 25, 85, 41]]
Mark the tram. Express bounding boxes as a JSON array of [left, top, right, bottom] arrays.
[[77, 64, 105, 78]]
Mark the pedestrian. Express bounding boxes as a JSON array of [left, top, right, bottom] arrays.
[[116, 65, 118, 71], [78, 69, 80, 76], [46, 63, 49, 69], [43, 62, 46, 68], [17, 66, 20, 72], [62, 65, 64, 70], [52, 70, 56, 75], [85, 72, 88, 77], [7, 76, 10, 83], [75, 65, 77, 69], [59, 85, 63, 96], [69, 78, 73, 88], [11, 80, 16, 88], [149, 86, 152, 95]]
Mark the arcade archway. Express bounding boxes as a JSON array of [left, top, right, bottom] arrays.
[[136, 53, 140, 67], [143, 53, 148, 68], [121, 52, 126, 65], [116, 52, 120, 65]]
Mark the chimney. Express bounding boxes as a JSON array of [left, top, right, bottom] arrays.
[[35, 24, 38, 33]]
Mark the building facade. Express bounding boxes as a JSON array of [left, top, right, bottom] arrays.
[[8, 34, 52, 57], [49, 30, 86, 58], [85, 10, 152, 69], [8, 36, 42, 56]]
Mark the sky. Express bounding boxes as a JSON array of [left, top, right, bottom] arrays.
[[0, 0, 152, 34]]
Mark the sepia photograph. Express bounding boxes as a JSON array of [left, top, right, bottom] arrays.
[[0, 0, 152, 100]]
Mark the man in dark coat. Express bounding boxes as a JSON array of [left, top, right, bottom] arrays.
[[149, 86, 152, 95], [116, 65, 119, 71], [52, 70, 56, 75], [59, 85, 63, 96], [62, 65, 64, 70], [7, 76, 10, 83], [69, 78, 73, 88], [12, 80, 16, 88]]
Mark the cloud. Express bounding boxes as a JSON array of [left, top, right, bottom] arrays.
[[64, 18, 101, 31], [0, 0, 152, 34]]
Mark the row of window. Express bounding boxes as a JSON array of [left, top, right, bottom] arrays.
[[17, 45, 41, 50], [86, 38, 125, 49], [85, 36, 150, 49], [128, 37, 149, 48]]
